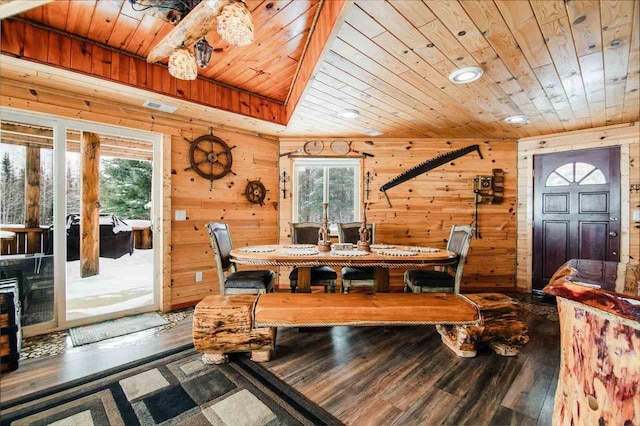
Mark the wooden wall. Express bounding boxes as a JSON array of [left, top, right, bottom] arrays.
[[1, 78, 279, 310], [516, 122, 640, 292], [0, 19, 287, 125], [278, 138, 518, 291]]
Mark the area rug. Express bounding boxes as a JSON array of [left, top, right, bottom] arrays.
[[69, 312, 168, 346], [0, 346, 341, 425]]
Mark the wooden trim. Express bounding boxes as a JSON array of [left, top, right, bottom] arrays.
[[0, 18, 288, 125], [161, 134, 172, 313], [516, 122, 640, 292], [285, 0, 351, 121], [0, 0, 52, 20]]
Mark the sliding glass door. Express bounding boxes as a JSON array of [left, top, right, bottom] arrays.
[[1, 109, 162, 335]]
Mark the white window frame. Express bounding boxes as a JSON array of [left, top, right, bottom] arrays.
[[292, 158, 362, 231]]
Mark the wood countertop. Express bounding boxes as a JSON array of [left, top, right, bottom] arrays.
[[544, 259, 640, 322]]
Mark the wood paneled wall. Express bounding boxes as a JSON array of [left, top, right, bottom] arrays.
[[278, 138, 517, 291], [516, 122, 640, 292], [1, 78, 279, 310], [0, 19, 287, 125]]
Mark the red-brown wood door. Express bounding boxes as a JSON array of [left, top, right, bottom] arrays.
[[533, 147, 621, 292]]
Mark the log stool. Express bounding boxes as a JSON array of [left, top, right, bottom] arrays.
[[436, 293, 529, 357], [193, 295, 276, 364]]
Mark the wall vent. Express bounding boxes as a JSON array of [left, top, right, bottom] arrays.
[[143, 100, 178, 113]]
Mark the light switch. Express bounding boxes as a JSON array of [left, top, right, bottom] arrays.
[[633, 210, 640, 221], [195, 271, 203, 282], [175, 210, 187, 221]]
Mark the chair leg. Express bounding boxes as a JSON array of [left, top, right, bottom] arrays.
[[324, 285, 328, 293], [331, 280, 336, 293]]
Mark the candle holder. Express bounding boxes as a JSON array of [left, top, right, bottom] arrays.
[[317, 202, 332, 252], [357, 203, 371, 252]]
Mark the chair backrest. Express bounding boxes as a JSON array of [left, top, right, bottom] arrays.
[[446, 225, 473, 294], [205, 222, 236, 294], [290, 222, 321, 245], [337, 222, 376, 244]]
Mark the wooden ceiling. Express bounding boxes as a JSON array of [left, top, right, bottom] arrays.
[[16, 0, 321, 103], [284, 0, 640, 138], [0, 0, 638, 139]]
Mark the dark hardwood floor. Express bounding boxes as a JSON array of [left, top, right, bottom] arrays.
[[0, 305, 559, 425]]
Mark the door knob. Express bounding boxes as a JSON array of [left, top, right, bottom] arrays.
[[609, 231, 618, 237]]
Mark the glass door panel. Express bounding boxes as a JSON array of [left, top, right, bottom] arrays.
[[64, 129, 156, 322], [0, 120, 55, 328]]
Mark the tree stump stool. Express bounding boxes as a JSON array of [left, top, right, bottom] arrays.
[[436, 293, 529, 357], [193, 295, 276, 364]]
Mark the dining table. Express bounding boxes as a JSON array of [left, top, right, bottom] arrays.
[[229, 244, 458, 293]]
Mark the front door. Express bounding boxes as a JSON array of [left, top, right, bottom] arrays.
[[532, 147, 621, 292]]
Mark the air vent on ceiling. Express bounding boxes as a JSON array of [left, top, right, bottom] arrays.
[[361, 129, 383, 136], [143, 100, 178, 113]]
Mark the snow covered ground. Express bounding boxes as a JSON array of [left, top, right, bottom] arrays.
[[66, 249, 154, 321]]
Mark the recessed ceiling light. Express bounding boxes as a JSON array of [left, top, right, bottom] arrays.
[[448, 66, 483, 84], [504, 114, 529, 124], [339, 109, 360, 119], [361, 129, 383, 136]]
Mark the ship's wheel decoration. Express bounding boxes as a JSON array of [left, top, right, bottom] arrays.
[[245, 179, 268, 206], [184, 130, 236, 190]]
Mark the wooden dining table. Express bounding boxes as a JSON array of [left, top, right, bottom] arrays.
[[230, 245, 458, 292]]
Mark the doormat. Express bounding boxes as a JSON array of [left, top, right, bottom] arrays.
[[69, 312, 168, 346], [0, 347, 342, 425]]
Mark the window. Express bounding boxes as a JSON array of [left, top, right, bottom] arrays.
[[293, 159, 360, 231], [545, 162, 606, 187]]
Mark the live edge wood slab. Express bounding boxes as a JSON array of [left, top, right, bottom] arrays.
[[544, 259, 640, 426], [193, 292, 529, 363]]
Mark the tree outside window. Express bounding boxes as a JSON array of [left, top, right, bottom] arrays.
[[293, 159, 360, 231]]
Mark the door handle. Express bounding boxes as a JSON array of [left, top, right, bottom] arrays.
[[609, 231, 618, 237]]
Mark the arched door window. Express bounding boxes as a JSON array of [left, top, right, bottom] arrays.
[[545, 162, 606, 187]]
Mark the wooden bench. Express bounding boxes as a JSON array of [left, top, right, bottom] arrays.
[[193, 293, 528, 364]]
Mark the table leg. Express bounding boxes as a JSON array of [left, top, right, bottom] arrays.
[[374, 268, 389, 292], [297, 267, 312, 293]]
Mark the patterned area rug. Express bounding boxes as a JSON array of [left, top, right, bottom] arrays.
[[0, 346, 341, 426], [69, 313, 169, 346]]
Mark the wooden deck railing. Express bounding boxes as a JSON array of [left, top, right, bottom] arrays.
[[0, 227, 49, 255]]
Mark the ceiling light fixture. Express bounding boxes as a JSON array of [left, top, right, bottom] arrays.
[[194, 37, 213, 68], [448, 66, 484, 84], [168, 47, 198, 80], [217, 1, 254, 46], [362, 129, 383, 137], [339, 109, 360, 119], [504, 115, 529, 124]]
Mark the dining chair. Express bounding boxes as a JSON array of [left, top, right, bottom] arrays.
[[206, 222, 274, 295], [337, 222, 375, 293], [289, 222, 337, 293], [404, 225, 473, 294]]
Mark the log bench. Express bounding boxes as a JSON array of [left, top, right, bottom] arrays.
[[193, 293, 528, 364]]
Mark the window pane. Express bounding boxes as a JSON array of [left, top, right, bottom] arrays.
[[296, 166, 324, 222], [574, 162, 595, 182], [328, 166, 356, 224], [555, 163, 574, 181], [545, 171, 570, 187], [579, 169, 606, 185]]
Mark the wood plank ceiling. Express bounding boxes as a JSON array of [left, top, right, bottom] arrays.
[[16, 0, 321, 103], [285, 0, 640, 138], [1, 0, 638, 139]]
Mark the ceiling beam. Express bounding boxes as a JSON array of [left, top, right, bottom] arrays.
[[285, 0, 352, 122], [146, 0, 230, 64], [0, 0, 52, 20]]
